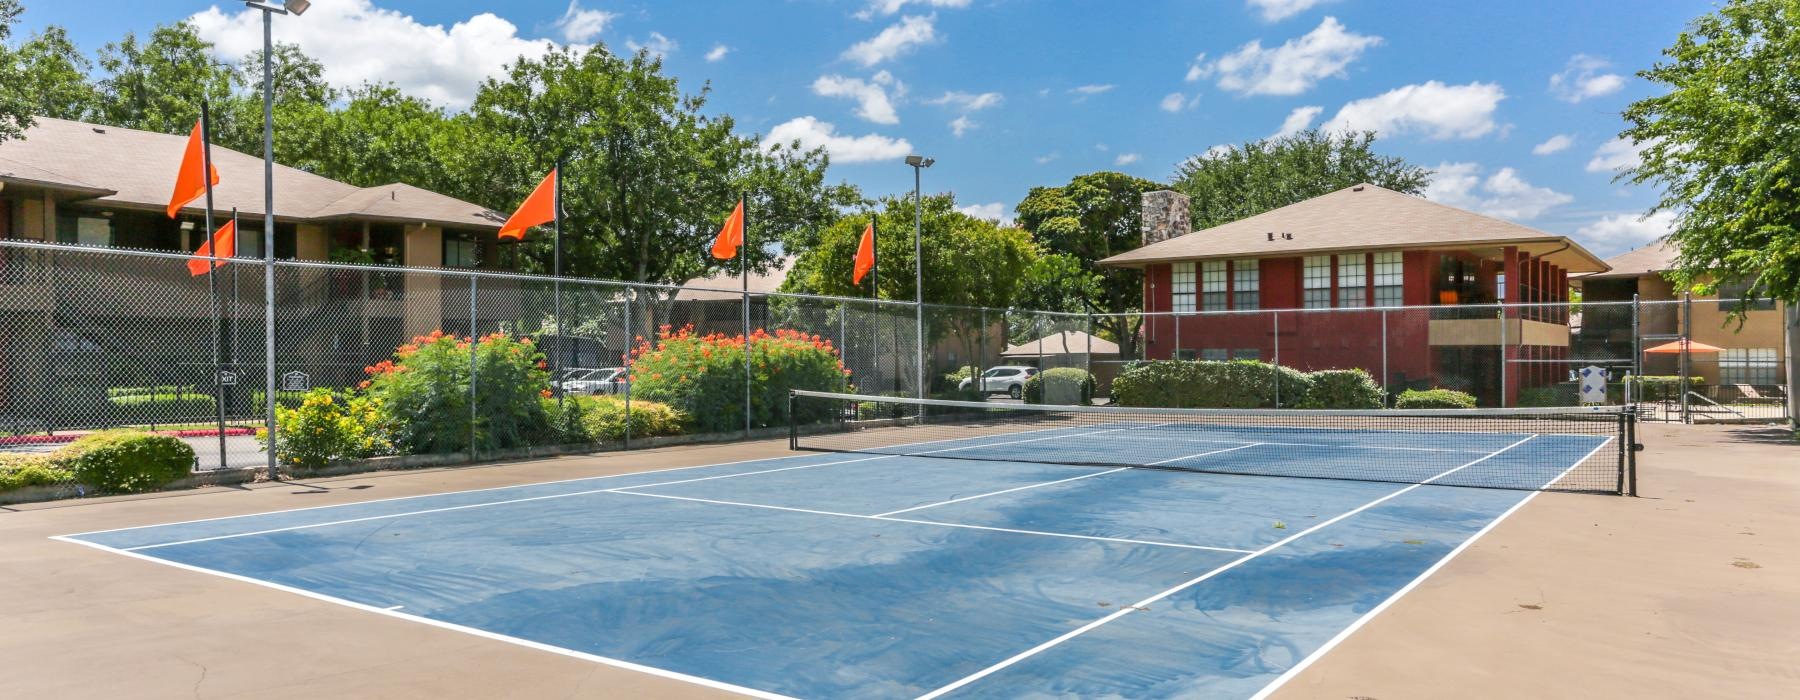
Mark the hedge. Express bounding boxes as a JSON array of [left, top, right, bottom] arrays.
[[1024, 368, 1096, 406], [1296, 369, 1385, 409], [54, 429, 194, 493], [628, 325, 848, 433], [574, 396, 688, 442], [0, 452, 74, 492], [1110, 360, 1310, 408], [1395, 388, 1477, 409]]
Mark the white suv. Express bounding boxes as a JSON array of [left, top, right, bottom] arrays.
[[958, 365, 1039, 399]]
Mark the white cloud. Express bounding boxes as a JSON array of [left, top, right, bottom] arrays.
[[1424, 162, 1572, 221], [1586, 136, 1649, 173], [625, 31, 677, 59], [1532, 134, 1575, 156], [843, 15, 936, 66], [1550, 54, 1626, 103], [1271, 105, 1323, 138], [189, 0, 567, 110], [1184, 53, 1211, 82], [1247, 0, 1330, 22], [812, 73, 901, 124], [1159, 92, 1200, 112], [552, 1, 615, 43], [705, 44, 730, 62], [949, 115, 975, 137], [926, 90, 1003, 111], [1323, 80, 1506, 140], [1204, 144, 1235, 158], [761, 116, 912, 164], [857, 0, 970, 20], [1204, 17, 1380, 96], [1115, 153, 1142, 166], [1068, 84, 1115, 103], [957, 202, 1009, 223], [1576, 211, 1677, 253], [1034, 152, 1059, 164]]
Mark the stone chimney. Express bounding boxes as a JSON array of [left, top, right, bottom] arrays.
[[1141, 190, 1191, 246]]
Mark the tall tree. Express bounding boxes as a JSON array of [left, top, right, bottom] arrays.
[[1171, 130, 1432, 230], [0, 0, 32, 142], [1015, 171, 1162, 359], [15, 26, 98, 122], [215, 42, 336, 164], [292, 83, 454, 189], [783, 193, 1036, 308], [95, 22, 236, 135], [1620, 0, 1799, 308]]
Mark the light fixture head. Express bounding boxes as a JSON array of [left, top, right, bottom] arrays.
[[904, 155, 923, 166], [284, 0, 311, 15]]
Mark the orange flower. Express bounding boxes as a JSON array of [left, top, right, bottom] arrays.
[[540, 389, 553, 398]]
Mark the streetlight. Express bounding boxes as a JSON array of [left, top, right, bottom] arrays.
[[905, 154, 933, 404], [245, 0, 307, 481]]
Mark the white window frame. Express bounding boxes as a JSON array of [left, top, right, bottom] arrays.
[[1170, 261, 1197, 313], [1200, 260, 1228, 311], [1337, 253, 1366, 308], [1373, 251, 1404, 307], [1232, 259, 1259, 310], [1719, 348, 1779, 385], [1302, 255, 1332, 308]]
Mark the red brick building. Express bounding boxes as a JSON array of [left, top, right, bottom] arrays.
[[1097, 184, 1610, 405]]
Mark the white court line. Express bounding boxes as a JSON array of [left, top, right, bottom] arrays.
[[873, 442, 1264, 519], [48, 536, 797, 700], [913, 434, 1540, 700], [1247, 434, 1614, 700], [1153, 435, 1491, 454], [607, 489, 1253, 554]]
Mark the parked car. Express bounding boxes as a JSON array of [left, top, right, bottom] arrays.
[[560, 367, 628, 395], [958, 365, 1040, 399]]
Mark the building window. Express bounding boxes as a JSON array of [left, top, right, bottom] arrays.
[[56, 214, 113, 247], [1373, 251, 1404, 307], [1233, 348, 1261, 361], [443, 231, 481, 268], [1337, 253, 1366, 307], [1232, 259, 1259, 310], [1302, 255, 1332, 308], [1200, 260, 1228, 311], [1716, 280, 1778, 312], [1200, 348, 1228, 361], [1720, 348, 1779, 385], [1170, 262, 1196, 313]]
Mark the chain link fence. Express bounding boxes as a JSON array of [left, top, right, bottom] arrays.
[[0, 238, 1788, 481]]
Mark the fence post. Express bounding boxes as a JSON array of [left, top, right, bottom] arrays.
[[1380, 308, 1389, 406], [1680, 291, 1692, 422], [469, 275, 478, 461], [837, 302, 848, 394], [1500, 303, 1509, 408], [743, 288, 752, 438], [623, 287, 632, 450], [977, 307, 987, 393], [1272, 312, 1281, 408], [1631, 293, 1641, 407]]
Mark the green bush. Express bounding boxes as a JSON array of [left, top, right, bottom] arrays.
[[1024, 367, 1097, 405], [1395, 388, 1478, 409], [575, 396, 688, 442], [107, 391, 217, 422], [937, 365, 977, 393], [1110, 360, 1311, 408], [53, 429, 194, 493], [362, 330, 553, 454], [1519, 384, 1579, 407], [627, 325, 849, 433], [856, 391, 915, 420], [1621, 375, 1701, 401], [257, 388, 387, 470], [1297, 369, 1385, 409], [0, 452, 74, 492]]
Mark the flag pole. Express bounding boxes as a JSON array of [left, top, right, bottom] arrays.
[[553, 162, 564, 412], [741, 194, 752, 438], [200, 101, 227, 466], [870, 213, 879, 299]]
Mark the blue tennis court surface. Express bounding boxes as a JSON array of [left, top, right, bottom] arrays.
[[58, 423, 1613, 699]]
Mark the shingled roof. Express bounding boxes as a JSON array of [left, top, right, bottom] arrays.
[[1581, 239, 1678, 279], [1098, 183, 1610, 273], [0, 117, 502, 230]]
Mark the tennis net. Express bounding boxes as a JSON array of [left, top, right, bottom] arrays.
[[788, 390, 1638, 495]]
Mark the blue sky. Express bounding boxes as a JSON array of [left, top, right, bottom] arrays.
[[16, 0, 1708, 257]]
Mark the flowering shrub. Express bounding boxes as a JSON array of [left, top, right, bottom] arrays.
[[574, 396, 688, 442], [627, 325, 850, 434], [257, 388, 387, 470], [362, 330, 553, 454]]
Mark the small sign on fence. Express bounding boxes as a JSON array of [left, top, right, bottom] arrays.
[[1578, 365, 1607, 405], [215, 370, 237, 386], [281, 371, 310, 392]]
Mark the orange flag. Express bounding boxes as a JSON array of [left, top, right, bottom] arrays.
[[710, 199, 745, 260], [166, 118, 221, 219], [853, 221, 876, 285], [187, 220, 237, 276], [498, 168, 557, 240]]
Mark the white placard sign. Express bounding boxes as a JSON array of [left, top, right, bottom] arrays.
[[1578, 365, 1608, 405]]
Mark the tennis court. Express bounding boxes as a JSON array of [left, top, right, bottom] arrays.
[[53, 393, 1632, 699]]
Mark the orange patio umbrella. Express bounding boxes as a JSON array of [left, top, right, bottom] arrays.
[[1643, 338, 1724, 354]]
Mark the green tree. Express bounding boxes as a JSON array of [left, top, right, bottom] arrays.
[[214, 42, 337, 169], [1620, 0, 1800, 309], [15, 26, 98, 121], [290, 83, 454, 189], [783, 193, 1036, 308], [1171, 130, 1432, 230], [1015, 171, 1162, 359], [0, 0, 32, 142], [459, 46, 856, 285], [95, 22, 238, 135]]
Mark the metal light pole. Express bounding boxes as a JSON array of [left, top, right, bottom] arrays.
[[247, 0, 308, 481], [905, 154, 933, 404]]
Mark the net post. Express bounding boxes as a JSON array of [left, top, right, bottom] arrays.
[[469, 274, 478, 462], [788, 390, 798, 450], [1627, 408, 1639, 496]]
